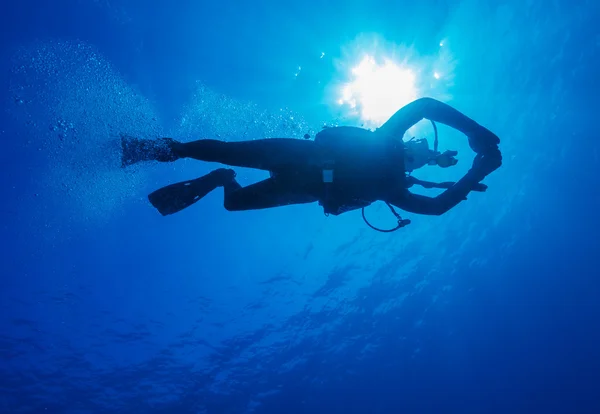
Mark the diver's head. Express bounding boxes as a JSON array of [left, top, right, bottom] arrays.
[[404, 138, 458, 172]]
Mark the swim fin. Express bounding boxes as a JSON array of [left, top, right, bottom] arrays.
[[148, 168, 236, 216], [121, 135, 180, 167]]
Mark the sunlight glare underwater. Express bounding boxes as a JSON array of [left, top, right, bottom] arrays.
[[336, 38, 453, 130], [338, 55, 418, 127]]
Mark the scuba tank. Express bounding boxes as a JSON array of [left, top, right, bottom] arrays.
[[313, 126, 404, 216], [314, 121, 458, 232]]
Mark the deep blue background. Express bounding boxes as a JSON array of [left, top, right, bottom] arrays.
[[1, 0, 599, 413]]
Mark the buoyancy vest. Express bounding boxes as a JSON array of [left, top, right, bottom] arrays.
[[313, 126, 405, 215]]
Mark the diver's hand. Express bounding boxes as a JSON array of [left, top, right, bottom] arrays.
[[436, 150, 458, 168], [469, 149, 502, 181], [471, 182, 488, 192], [468, 126, 500, 155]]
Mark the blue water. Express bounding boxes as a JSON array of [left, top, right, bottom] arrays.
[[1, 0, 599, 413]]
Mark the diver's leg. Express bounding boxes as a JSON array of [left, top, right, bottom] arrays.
[[173, 138, 319, 171], [222, 177, 318, 211], [120, 134, 319, 170]]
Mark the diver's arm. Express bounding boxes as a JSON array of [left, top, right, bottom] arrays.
[[388, 171, 481, 216], [388, 148, 502, 215], [406, 175, 488, 192], [377, 97, 500, 155]]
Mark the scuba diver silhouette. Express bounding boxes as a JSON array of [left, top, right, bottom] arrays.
[[121, 97, 502, 232]]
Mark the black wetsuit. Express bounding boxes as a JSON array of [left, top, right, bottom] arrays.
[[173, 97, 502, 215]]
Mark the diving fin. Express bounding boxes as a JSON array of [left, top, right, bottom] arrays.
[[148, 169, 236, 216], [121, 135, 179, 167]]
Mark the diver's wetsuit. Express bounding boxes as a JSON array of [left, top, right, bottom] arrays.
[[172, 138, 323, 211], [166, 97, 501, 215]]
